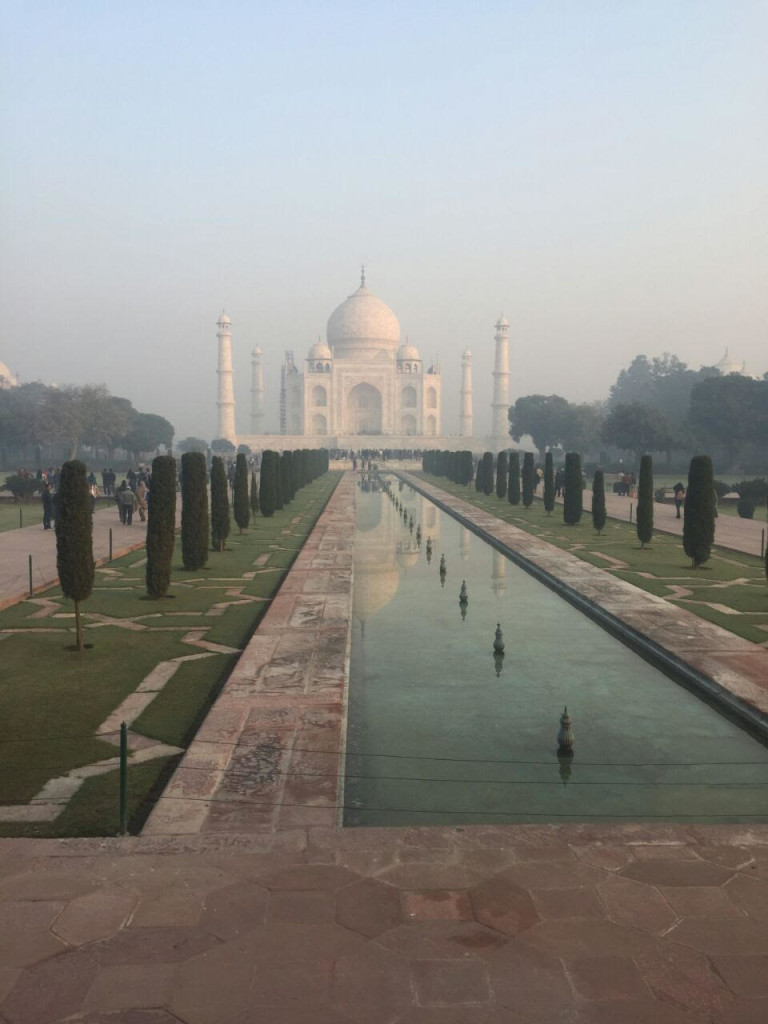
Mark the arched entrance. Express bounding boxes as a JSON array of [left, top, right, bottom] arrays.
[[346, 382, 382, 434]]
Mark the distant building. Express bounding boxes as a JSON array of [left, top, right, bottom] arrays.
[[0, 361, 18, 390], [712, 348, 758, 379]]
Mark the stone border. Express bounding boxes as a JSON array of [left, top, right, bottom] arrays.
[[403, 473, 768, 742], [142, 472, 355, 836]]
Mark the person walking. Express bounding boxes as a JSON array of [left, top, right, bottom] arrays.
[[41, 483, 54, 530], [116, 481, 131, 524], [673, 482, 685, 519], [136, 478, 148, 523]]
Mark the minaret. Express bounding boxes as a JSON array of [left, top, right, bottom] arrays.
[[491, 315, 510, 449], [250, 347, 264, 435], [459, 348, 473, 438], [216, 311, 236, 441]]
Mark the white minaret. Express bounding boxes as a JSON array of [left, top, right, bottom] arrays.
[[491, 314, 510, 449], [459, 347, 473, 438], [250, 346, 264, 435], [216, 311, 236, 441]]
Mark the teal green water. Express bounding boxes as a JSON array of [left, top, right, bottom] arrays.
[[343, 481, 768, 826]]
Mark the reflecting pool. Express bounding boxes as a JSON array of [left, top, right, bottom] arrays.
[[343, 479, 768, 826]]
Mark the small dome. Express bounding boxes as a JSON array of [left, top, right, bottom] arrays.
[[308, 340, 332, 360], [252, 346, 262, 357], [397, 340, 421, 361], [217, 310, 231, 326], [495, 314, 509, 329], [715, 348, 744, 375], [0, 361, 17, 388]]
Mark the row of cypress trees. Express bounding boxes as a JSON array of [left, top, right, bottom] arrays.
[[421, 450, 474, 485], [258, 448, 329, 518]]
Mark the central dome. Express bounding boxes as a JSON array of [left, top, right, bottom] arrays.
[[327, 278, 401, 359]]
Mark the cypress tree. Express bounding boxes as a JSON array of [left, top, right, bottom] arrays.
[[508, 452, 521, 505], [146, 455, 177, 598], [462, 450, 473, 486], [475, 457, 484, 492], [250, 471, 260, 517], [592, 469, 607, 535], [522, 452, 535, 509], [210, 456, 231, 551], [55, 459, 94, 651], [683, 455, 716, 568], [482, 452, 494, 496], [233, 453, 250, 533], [282, 451, 295, 502], [279, 452, 292, 505], [543, 452, 555, 515], [274, 453, 284, 510], [291, 449, 303, 492], [259, 451, 277, 517], [636, 454, 654, 549], [563, 451, 583, 525], [181, 452, 209, 570], [496, 451, 508, 499]]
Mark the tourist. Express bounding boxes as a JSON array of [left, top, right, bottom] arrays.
[[136, 478, 148, 522], [673, 482, 685, 519], [41, 483, 54, 530]]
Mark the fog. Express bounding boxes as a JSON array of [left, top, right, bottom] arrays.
[[1, 1, 766, 441]]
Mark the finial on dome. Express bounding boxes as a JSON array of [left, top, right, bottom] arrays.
[[360, 264, 366, 287]]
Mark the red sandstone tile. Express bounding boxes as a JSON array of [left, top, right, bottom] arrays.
[[268, 890, 336, 923], [199, 882, 268, 938], [469, 877, 540, 936], [664, 917, 768, 955], [485, 941, 575, 1021], [82, 963, 177, 1012], [336, 879, 403, 938], [412, 959, 491, 1005], [634, 943, 734, 1018], [531, 887, 605, 921], [331, 947, 414, 1024], [662, 886, 743, 919], [725, 874, 768, 923], [521, 918, 656, 958], [89, 927, 220, 966], [494, 859, 608, 891], [597, 875, 678, 934], [257, 864, 359, 890], [397, 1010, 530, 1024], [711, 955, 768, 997], [620, 858, 734, 887], [0, 900, 68, 967], [574, 845, 636, 872], [572, 998, 707, 1023], [711, 997, 768, 1023], [377, 921, 509, 960], [566, 955, 648, 1001], [1, 950, 98, 1024], [402, 890, 474, 921]]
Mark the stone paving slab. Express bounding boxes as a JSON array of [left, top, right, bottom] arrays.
[[408, 474, 768, 724]]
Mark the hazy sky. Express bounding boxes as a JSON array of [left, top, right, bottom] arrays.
[[1, 1, 766, 441]]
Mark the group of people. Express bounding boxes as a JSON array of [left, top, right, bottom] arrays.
[[114, 467, 151, 525], [37, 465, 152, 530]]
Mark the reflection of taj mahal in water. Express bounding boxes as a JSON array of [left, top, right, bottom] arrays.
[[215, 270, 512, 452]]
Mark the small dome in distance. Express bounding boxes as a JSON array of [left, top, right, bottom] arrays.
[[217, 310, 231, 326], [308, 338, 333, 360], [397, 339, 421, 361]]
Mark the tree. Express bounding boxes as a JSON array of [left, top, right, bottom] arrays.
[[609, 353, 718, 429], [211, 438, 236, 454], [250, 471, 260, 517], [259, 451, 277, 517], [508, 452, 520, 505], [636, 454, 654, 549], [181, 452, 209, 570], [233, 453, 250, 533], [123, 412, 174, 457], [601, 403, 673, 462], [683, 455, 716, 568], [145, 455, 177, 598], [688, 375, 768, 468], [177, 436, 208, 454], [55, 460, 94, 651], [563, 452, 583, 525], [592, 470, 606, 534], [474, 456, 484, 492], [521, 452, 535, 508], [460, 450, 473, 486], [481, 452, 494, 496], [210, 456, 231, 551], [543, 452, 554, 515], [495, 452, 508, 499], [279, 452, 292, 505], [508, 395, 571, 460]]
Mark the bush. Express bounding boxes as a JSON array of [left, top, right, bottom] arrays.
[[259, 450, 277, 517], [181, 452, 209, 570], [55, 460, 94, 651], [654, 488, 667, 503], [522, 452, 535, 509], [210, 456, 231, 551], [508, 452, 520, 505], [233, 452, 250, 533], [495, 451, 508, 499], [481, 452, 494, 496], [733, 479, 767, 505], [543, 452, 554, 515], [145, 455, 177, 598], [636, 454, 654, 549], [2, 474, 42, 502], [592, 469, 606, 534], [713, 479, 733, 499], [737, 499, 755, 519], [563, 452, 583, 525], [683, 455, 715, 568]]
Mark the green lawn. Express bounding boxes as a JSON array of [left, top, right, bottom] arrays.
[[0, 502, 43, 532], [416, 473, 768, 647], [0, 471, 341, 837]]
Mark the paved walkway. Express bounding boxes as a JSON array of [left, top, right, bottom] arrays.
[[571, 489, 766, 559], [2, 473, 768, 1022], [0, 504, 164, 610]]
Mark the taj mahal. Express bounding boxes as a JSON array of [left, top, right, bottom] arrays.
[[215, 270, 513, 453]]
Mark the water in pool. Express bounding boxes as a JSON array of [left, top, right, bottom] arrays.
[[343, 478, 768, 826]]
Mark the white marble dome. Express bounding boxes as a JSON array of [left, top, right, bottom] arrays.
[[0, 360, 17, 388], [327, 278, 401, 358], [308, 340, 332, 360], [397, 341, 420, 361], [715, 348, 745, 375]]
